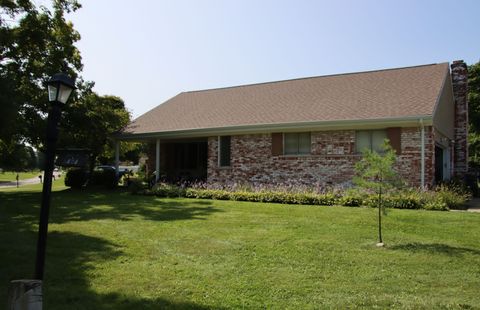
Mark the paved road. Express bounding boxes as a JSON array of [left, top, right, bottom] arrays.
[[0, 172, 62, 188]]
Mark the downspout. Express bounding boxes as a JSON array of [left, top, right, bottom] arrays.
[[155, 138, 160, 183], [420, 119, 425, 189]]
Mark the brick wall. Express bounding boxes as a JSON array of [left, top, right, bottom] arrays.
[[451, 60, 469, 178], [207, 127, 434, 188]]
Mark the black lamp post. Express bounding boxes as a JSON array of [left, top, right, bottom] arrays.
[[34, 73, 75, 280]]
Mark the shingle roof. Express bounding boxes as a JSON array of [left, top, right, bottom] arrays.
[[123, 63, 449, 136]]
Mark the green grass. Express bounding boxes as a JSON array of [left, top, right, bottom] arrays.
[[1, 184, 479, 309], [0, 170, 42, 182]]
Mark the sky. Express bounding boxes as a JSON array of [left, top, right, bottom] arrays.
[[67, 0, 480, 119]]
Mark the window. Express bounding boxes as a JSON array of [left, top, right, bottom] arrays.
[[284, 132, 311, 155], [218, 136, 231, 167], [355, 130, 387, 153]]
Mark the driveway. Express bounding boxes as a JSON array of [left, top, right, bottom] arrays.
[[465, 198, 480, 213], [0, 171, 62, 188]]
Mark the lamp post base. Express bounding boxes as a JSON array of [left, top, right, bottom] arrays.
[[7, 280, 42, 310]]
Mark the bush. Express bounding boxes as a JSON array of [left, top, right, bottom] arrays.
[[386, 191, 423, 209], [64, 168, 88, 189], [336, 194, 363, 207], [434, 184, 471, 210], [89, 169, 117, 189], [422, 197, 449, 211], [151, 183, 186, 197], [133, 181, 470, 212], [128, 178, 147, 194]]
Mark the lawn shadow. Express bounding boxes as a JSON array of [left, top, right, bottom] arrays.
[[1, 188, 225, 308], [56, 292, 222, 310], [389, 242, 480, 256], [0, 188, 223, 224], [1, 228, 220, 309], [46, 231, 219, 309]]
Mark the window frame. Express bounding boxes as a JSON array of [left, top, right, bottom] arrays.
[[355, 129, 387, 154], [218, 136, 231, 167], [283, 132, 311, 155]]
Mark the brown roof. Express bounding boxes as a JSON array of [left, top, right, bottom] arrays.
[[123, 63, 449, 136]]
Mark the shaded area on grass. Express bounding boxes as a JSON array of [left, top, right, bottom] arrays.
[[62, 293, 222, 310], [0, 188, 222, 224], [45, 232, 217, 309], [1, 188, 221, 309], [390, 242, 480, 256]]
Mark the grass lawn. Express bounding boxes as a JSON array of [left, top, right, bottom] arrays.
[[0, 170, 41, 182], [1, 183, 479, 309]]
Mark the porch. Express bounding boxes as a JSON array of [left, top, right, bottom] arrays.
[[114, 137, 208, 183]]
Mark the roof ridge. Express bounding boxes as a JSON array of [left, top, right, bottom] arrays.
[[183, 62, 448, 94]]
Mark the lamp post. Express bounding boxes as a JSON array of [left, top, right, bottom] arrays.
[[34, 73, 75, 280]]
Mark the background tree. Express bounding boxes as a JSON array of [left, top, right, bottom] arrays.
[[97, 142, 147, 166], [354, 141, 400, 246], [0, 0, 83, 149], [58, 93, 131, 170], [468, 61, 480, 174], [0, 143, 37, 171], [0, 0, 132, 172]]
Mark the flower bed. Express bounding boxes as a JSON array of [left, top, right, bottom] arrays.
[[129, 180, 471, 211]]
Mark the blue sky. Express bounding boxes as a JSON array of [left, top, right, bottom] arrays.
[[68, 0, 480, 118]]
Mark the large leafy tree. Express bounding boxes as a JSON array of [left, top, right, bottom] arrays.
[[0, 0, 83, 150], [1, 0, 132, 170], [468, 61, 480, 171]]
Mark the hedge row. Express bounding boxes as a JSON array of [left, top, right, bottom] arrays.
[[130, 182, 471, 211], [65, 168, 118, 189]]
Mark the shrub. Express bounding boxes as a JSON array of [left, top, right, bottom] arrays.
[[314, 193, 337, 206], [422, 198, 449, 211], [128, 178, 147, 194], [89, 169, 117, 189], [434, 184, 471, 210], [64, 168, 88, 189], [336, 195, 362, 207], [134, 180, 469, 212], [151, 183, 186, 197], [386, 191, 423, 209]]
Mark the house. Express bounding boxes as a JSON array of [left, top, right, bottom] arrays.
[[117, 60, 469, 188]]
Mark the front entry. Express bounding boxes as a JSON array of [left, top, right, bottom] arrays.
[[161, 140, 208, 182], [435, 145, 451, 184], [435, 145, 443, 183]]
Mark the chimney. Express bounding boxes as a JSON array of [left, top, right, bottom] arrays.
[[451, 60, 469, 178]]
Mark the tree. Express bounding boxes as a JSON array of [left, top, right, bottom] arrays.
[[0, 142, 37, 171], [58, 93, 131, 170], [354, 141, 400, 246], [0, 0, 82, 152], [97, 142, 147, 166], [468, 61, 480, 172], [0, 1, 132, 172]]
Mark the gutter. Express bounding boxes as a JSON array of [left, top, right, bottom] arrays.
[[116, 115, 434, 141]]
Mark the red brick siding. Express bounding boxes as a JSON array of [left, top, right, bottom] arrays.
[[207, 127, 434, 188]]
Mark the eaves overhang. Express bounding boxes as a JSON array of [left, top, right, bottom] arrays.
[[115, 115, 433, 141]]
